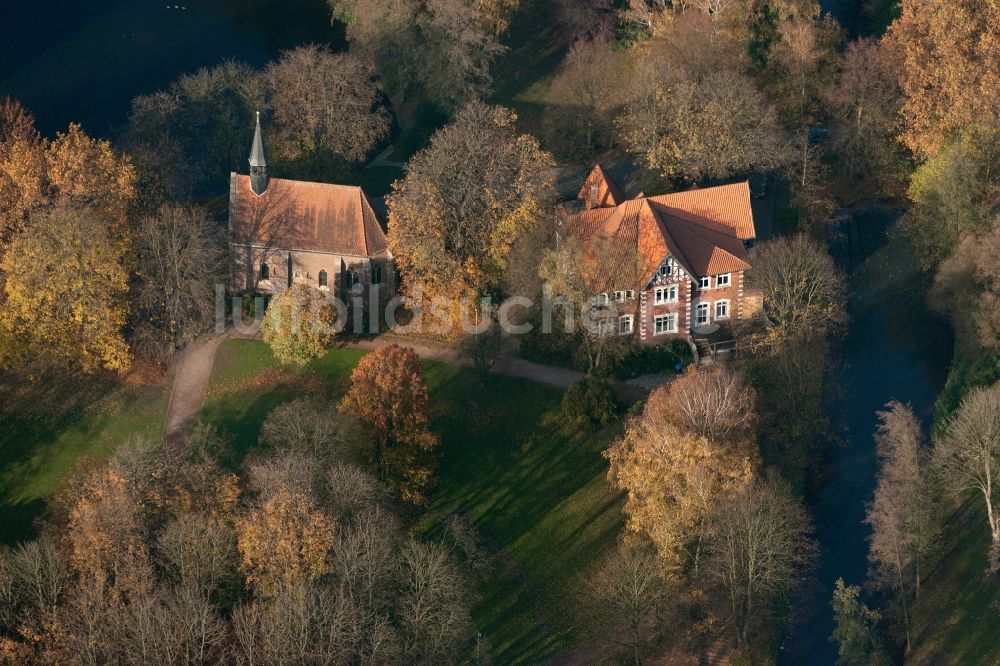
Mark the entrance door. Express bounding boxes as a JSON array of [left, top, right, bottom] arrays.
[[695, 302, 710, 326]]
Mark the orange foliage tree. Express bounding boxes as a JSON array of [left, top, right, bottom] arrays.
[[339, 344, 439, 503], [887, 0, 1000, 158], [605, 370, 758, 575], [235, 488, 337, 598]]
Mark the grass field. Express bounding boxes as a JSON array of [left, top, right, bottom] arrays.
[[0, 379, 169, 543], [199, 339, 624, 662], [909, 497, 1000, 665]]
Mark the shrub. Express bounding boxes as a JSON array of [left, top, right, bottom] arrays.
[[613, 340, 693, 379], [562, 378, 618, 429]]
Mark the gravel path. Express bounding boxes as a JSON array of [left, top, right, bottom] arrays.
[[340, 338, 650, 403], [161, 331, 652, 448], [162, 331, 232, 449]]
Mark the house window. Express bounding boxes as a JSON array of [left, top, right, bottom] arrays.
[[655, 285, 678, 305], [619, 315, 634, 335], [626, 289, 635, 300], [715, 300, 730, 319], [260, 263, 270, 281], [654, 313, 678, 335], [716, 273, 731, 287], [698, 276, 711, 290], [659, 264, 669, 277], [294, 270, 302, 279], [695, 302, 710, 325], [318, 270, 328, 288], [614, 290, 625, 302], [372, 264, 382, 285], [596, 293, 609, 305]]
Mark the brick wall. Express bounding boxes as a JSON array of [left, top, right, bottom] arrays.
[[635, 269, 748, 345], [232, 244, 395, 302]]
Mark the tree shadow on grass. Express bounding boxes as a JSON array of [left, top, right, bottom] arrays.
[[0, 367, 138, 543]]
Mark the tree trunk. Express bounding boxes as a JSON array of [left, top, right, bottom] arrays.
[[896, 556, 911, 652]]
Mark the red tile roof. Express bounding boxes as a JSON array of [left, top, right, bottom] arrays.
[[564, 169, 755, 282], [647, 181, 756, 240], [577, 164, 626, 209], [230, 175, 389, 257]]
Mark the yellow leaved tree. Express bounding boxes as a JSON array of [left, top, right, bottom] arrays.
[[0, 205, 131, 374]]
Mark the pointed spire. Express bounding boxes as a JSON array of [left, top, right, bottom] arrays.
[[249, 111, 269, 196]]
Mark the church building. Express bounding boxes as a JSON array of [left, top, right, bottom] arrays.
[[228, 113, 394, 301]]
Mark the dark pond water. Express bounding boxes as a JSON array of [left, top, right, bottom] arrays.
[[780, 210, 953, 663], [0, 0, 339, 138]]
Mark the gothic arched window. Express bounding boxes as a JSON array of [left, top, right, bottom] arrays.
[[260, 263, 269, 281], [372, 264, 382, 285], [319, 270, 328, 288]]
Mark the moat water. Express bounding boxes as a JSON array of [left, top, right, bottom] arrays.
[[0, 0, 339, 137], [780, 210, 953, 663]]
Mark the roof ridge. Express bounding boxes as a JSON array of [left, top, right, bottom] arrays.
[[266, 175, 366, 192]]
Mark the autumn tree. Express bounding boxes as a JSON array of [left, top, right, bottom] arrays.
[[618, 69, 788, 182], [156, 513, 239, 596], [577, 538, 671, 665], [131, 203, 225, 357], [655, 365, 757, 442], [747, 234, 847, 345], [934, 383, 1000, 569], [766, 14, 841, 128], [866, 401, 936, 651], [706, 474, 816, 645], [63, 439, 164, 600], [246, 450, 327, 503], [339, 344, 439, 503], [0, 205, 131, 374], [122, 59, 264, 201], [605, 382, 756, 574], [887, 0, 1000, 158], [825, 37, 906, 187], [264, 45, 390, 175], [537, 232, 643, 374], [0, 115, 134, 244], [0, 97, 44, 242], [829, 578, 890, 666], [555, 0, 617, 39], [930, 217, 1000, 351], [261, 284, 339, 366], [397, 539, 472, 662], [236, 488, 337, 598], [43, 123, 136, 233], [901, 127, 1000, 270], [259, 398, 365, 460], [543, 37, 628, 157], [330, 0, 505, 113], [387, 102, 555, 306]]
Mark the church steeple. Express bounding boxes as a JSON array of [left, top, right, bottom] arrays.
[[249, 111, 268, 196]]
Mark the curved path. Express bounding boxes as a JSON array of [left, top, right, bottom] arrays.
[[162, 331, 234, 449], [162, 331, 652, 447]]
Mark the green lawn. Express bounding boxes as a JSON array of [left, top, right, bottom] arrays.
[[200, 339, 624, 663], [489, 0, 571, 136], [0, 379, 169, 542], [909, 497, 1000, 665]]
